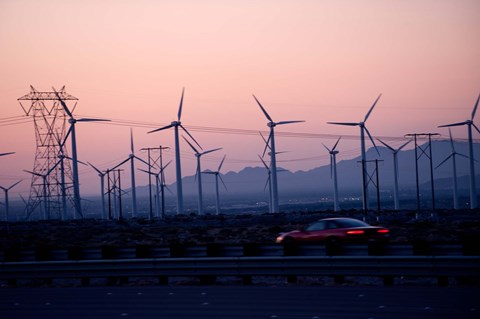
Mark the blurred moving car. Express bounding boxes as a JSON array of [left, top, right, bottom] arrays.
[[275, 217, 389, 244]]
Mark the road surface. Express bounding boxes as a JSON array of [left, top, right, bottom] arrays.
[[1, 285, 478, 318]]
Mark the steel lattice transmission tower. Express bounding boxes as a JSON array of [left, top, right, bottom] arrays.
[[18, 86, 76, 220]]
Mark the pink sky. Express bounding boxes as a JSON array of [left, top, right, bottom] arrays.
[[1, 0, 479, 196]]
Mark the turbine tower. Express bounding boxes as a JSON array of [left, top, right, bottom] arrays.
[[253, 95, 304, 213], [88, 162, 107, 219], [435, 129, 468, 210], [183, 136, 222, 214], [148, 88, 202, 214], [0, 181, 21, 221], [203, 155, 227, 215], [438, 93, 480, 209], [323, 137, 341, 212], [328, 94, 381, 211], [377, 139, 411, 210], [139, 161, 172, 218], [111, 129, 149, 218], [53, 87, 109, 219]]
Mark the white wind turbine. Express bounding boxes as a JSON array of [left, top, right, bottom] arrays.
[[323, 137, 342, 212], [438, 94, 480, 209], [148, 88, 202, 214], [88, 162, 107, 219], [0, 180, 21, 221], [328, 94, 382, 211], [435, 129, 468, 210], [203, 155, 227, 215], [377, 138, 411, 211], [111, 129, 150, 218], [253, 95, 304, 213], [54, 87, 109, 219], [183, 136, 222, 215]]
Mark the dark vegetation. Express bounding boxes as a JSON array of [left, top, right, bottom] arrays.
[[1, 209, 480, 250]]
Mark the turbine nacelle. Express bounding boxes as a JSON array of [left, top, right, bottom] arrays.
[[171, 121, 181, 126]]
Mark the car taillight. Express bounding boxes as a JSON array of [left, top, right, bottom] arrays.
[[377, 229, 389, 234], [346, 230, 364, 235]]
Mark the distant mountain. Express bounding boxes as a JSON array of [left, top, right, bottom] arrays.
[[135, 140, 479, 201]]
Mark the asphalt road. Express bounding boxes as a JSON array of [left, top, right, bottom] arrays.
[[0, 285, 478, 319]]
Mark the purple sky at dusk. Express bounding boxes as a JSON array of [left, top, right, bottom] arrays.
[[1, 0, 479, 196]]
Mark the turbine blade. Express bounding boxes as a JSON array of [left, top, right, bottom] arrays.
[[322, 143, 332, 152], [218, 155, 226, 172], [364, 94, 382, 122], [252, 94, 273, 122], [23, 169, 41, 177], [397, 140, 411, 151], [160, 160, 172, 173], [456, 153, 469, 159], [61, 127, 72, 148], [138, 168, 155, 176], [364, 126, 380, 156], [377, 138, 395, 152], [53, 87, 73, 118], [327, 122, 360, 126], [264, 176, 270, 191], [473, 123, 480, 135], [262, 131, 272, 158], [201, 147, 222, 156], [448, 128, 455, 152], [258, 155, 269, 170], [8, 180, 22, 190], [276, 120, 305, 125], [438, 121, 469, 128], [219, 175, 228, 191], [130, 128, 134, 154], [134, 155, 150, 167], [202, 171, 216, 175], [180, 124, 202, 150], [165, 185, 174, 195], [435, 154, 453, 169], [148, 124, 175, 134], [259, 132, 271, 149], [0, 152, 15, 157], [471, 93, 480, 120], [88, 162, 102, 175], [332, 136, 342, 151], [77, 118, 110, 122], [182, 135, 199, 154], [111, 157, 130, 170], [178, 87, 185, 121]]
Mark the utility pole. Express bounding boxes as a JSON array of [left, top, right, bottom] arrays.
[[141, 146, 169, 219], [405, 133, 440, 216]]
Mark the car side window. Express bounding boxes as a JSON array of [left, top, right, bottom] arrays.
[[306, 221, 325, 231], [325, 220, 340, 229]]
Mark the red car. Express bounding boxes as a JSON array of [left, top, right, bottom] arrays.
[[275, 217, 389, 244]]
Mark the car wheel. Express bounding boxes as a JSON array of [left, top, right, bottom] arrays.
[[326, 237, 338, 245], [283, 237, 295, 244]]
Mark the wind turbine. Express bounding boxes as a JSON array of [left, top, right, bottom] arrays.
[[327, 94, 381, 211], [24, 159, 62, 220], [111, 129, 150, 218], [183, 136, 222, 214], [435, 129, 468, 210], [203, 155, 227, 215], [323, 137, 342, 212], [148, 88, 202, 214], [438, 94, 480, 209], [53, 87, 109, 219], [258, 155, 273, 213], [88, 162, 107, 219], [139, 161, 172, 218], [377, 138, 411, 210], [0, 180, 21, 221], [253, 95, 304, 213], [0, 152, 15, 157]]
